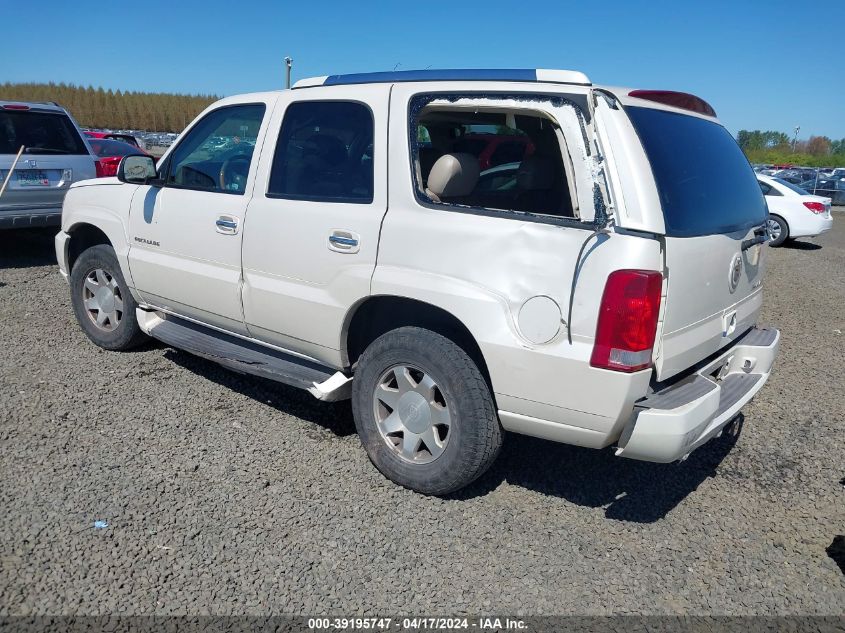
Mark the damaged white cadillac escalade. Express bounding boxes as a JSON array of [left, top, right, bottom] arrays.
[[56, 68, 779, 495]]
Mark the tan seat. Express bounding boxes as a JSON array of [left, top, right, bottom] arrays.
[[425, 153, 480, 203]]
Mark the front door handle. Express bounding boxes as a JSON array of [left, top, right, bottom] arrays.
[[328, 230, 360, 253], [216, 215, 240, 235]]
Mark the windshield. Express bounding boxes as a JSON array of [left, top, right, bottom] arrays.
[[0, 110, 88, 155], [773, 177, 811, 195], [627, 106, 767, 237]]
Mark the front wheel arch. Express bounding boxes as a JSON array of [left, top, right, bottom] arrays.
[[67, 223, 113, 272]]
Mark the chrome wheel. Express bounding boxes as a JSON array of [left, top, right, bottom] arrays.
[[372, 364, 452, 464], [82, 268, 123, 331], [767, 218, 782, 242]]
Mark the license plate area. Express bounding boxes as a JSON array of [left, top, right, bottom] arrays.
[[17, 170, 51, 186]]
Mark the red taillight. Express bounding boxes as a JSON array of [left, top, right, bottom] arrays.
[[95, 157, 120, 178], [2, 104, 30, 110], [627, 90, 717, 117], [590, 270, 663, 373], [803, 201, 826, 214]]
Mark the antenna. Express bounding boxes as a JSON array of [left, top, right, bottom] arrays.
[[284, 57, 293, 89]]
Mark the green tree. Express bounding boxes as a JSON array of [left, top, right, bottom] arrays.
[[0, 82, 219, 132]]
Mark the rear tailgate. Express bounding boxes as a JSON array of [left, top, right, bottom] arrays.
[[601, 98, 769, 381], [659, 230, 766, 378], [0, 155, 91, 208]]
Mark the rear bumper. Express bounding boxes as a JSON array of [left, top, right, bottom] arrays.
[[789, 213, 833, 238], [615, 327, 780, 462], [0, 209, 62, 229]]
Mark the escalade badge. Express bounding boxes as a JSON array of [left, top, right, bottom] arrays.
[[728, 253, 743, 293]]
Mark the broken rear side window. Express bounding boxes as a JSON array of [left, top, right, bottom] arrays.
[[408, 93, 597, 222]]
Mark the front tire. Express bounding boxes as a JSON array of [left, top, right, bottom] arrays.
[[352, 327, 503, 495], [767, 215, 789, 247], [70, 244, 147, 350]]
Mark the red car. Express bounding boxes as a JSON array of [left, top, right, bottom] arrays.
[[87, 138, 152, 178], [453, 134, 535, 170], [84, 131, 142, 148]]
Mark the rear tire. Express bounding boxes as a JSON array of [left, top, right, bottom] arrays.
[[767, 215, 789, 247], [70, 244, 147, 351], [352, 326, 503, 495]]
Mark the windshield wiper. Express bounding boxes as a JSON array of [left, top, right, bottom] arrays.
[[742, 224, 768, 251]]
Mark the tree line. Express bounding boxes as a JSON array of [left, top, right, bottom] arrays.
[[737, 129, 845, 167], [3, 83, 844, 167], [0, 82, 220, 133]]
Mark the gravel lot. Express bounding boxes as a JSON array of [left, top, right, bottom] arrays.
[[1, 218, 844, 616]]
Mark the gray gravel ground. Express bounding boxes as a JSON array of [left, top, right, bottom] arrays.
[[1, 218, 844, 616]]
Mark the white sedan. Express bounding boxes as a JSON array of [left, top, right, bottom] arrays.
[[757, 174, 833, 247]]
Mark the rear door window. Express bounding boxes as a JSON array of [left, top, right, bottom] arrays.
[[627, 106, 767, 236], [267, 101, 374, 203], [0, 110, 88, 155]]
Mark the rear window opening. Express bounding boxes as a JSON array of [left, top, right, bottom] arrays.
[[0, 110, 88, 156], [627, 106, 767, 237], [409, 95, 593, 222]]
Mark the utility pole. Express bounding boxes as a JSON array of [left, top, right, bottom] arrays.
[[284, 57, 293, 89], [792, 125, 800, 152]]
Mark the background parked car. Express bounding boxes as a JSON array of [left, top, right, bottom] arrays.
[[757, 174, 833, 246], [798, 177, 845, 206], [87, 138, 152, 178], [84, 130, 145, 150], [0, 101, 97, 228], [453, 133, 534, 170]]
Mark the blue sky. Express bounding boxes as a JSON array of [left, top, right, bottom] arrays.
[[2, 0, 843, 138]]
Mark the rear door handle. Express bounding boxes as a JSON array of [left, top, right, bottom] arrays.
[[328, 230, 360, 253], [216, 215, 239, 235]]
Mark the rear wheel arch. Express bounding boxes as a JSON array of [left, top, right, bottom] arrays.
[[67, 223, 112, 272], [344, 296, 492, 388]]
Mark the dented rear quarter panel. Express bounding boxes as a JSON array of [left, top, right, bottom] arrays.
[[377, 82, 664, 444]]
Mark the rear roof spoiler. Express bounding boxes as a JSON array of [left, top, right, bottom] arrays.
[[626, 90, 716, 117]]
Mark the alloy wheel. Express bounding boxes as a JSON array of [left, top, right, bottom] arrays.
[[82, 268, 123, 331], [767, 218, 782, 242], [372, 364, 452, 464]]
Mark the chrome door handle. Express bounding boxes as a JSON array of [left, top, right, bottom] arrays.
[[328, 230, 360, 253], [216, 215, 239, 235], [329, 235, 358, 247]]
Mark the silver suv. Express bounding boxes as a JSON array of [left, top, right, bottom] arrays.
[[0, 101, 96, 229]]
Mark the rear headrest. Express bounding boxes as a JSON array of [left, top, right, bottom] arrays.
[[426, 153, 479, 201], [517, 156, 555, 191]]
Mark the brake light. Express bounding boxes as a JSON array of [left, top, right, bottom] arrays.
[[803, 201, 826, 214], [2, 104, 30, 110], [627, 90, 717, 117], [94, 157, 120, 178], [590, 270, 663, 373]]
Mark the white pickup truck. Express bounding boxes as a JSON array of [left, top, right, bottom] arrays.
[[56, 69, 780, 495]]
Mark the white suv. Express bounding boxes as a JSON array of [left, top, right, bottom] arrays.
[[56, 69, 780, 495]]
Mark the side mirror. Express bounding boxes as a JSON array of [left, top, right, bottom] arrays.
[[117, 155, 160, 185]]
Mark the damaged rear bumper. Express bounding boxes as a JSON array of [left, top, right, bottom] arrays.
[[615, 327, 780, 463]]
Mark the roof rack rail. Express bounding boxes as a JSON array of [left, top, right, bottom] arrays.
[[293, 68, 591, 89]]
